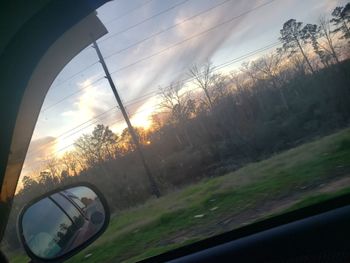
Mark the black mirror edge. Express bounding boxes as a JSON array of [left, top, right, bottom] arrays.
[[17, 182, 110, 263]]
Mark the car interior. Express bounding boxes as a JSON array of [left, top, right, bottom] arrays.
[[0, 0, 350, 262]]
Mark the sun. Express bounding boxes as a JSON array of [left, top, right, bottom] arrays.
[[129, 97, 160, 130], [130, 112, 152, 129], [55, 136, 76, 157]]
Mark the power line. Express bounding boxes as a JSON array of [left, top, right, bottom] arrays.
[[104, 0, 155, 25], [49, 61, 100, 90], [49, 41, 281, 147], [39, 0, 192, 113], [42, 0, 157, 92], [110, 41, 281, 107], [41, 105, 163, 160], [103, 0, 233, 59], [41, 77, 106, 112], [53, 107, 118, 139], [39, 91, 156, 151], [99, 0, 190, 44], [40, 0, 274, 113], [29, 94, 158, 158], [27, 41, 281, 158], [114, 41, 281, 105], [33, 98, 152, 157], [31, 41, 281, 157], [108, 0, 276, 76], [108, 41, 281, 108], [40, 0, 185, 110], [93, 38, 161, 198], [27, 103, 148, 158]]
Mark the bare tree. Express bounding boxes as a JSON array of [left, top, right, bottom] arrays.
[[159, 82, 195, 123], [38, 170, 59, 191], [320, 16, 341, 64], [189, 62, 215, 110], [159, 82, 195, 147], [211, 73, 229, 102], [251, 53, 289, 109], [310, 16, 340, 67], [230, 70, 248, 102], [61, 151, 79, 176], [44, 157, 62, 181], [289, 53, 307, 76]]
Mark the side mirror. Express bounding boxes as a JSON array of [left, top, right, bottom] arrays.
[[18, 184, 109, 262]]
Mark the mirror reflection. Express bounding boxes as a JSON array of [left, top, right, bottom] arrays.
[[21, 186, 106, 259]]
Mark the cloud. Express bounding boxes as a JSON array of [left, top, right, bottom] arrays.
[[60, 78, 119, 126], [21, 136, 58, 177], [108, 0, 257, 108], [311, 0, 348, 15], [61, 110, 75, 116], [29, 0, 344, 161], [46, 0, 262, 129], [27, 136, 57, 159]]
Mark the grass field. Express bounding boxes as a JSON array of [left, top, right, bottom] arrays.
[[7, 128, 350, 262]]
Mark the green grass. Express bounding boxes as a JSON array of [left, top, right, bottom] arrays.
[[4, 251, 28, 263], [8, 128, 350, 263]]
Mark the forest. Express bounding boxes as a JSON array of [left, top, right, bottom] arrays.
[[3, 3, 350, 251]]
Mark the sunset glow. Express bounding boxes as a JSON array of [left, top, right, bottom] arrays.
[[19, 0, 349, 183]]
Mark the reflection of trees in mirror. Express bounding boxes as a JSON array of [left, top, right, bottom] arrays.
[[41, 221, 77, 258], [73, 216, 85, 229], [54, 222, 77, 255], [22, 197, 75, 258]]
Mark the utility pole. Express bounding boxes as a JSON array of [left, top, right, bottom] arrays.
[[92, 40, 161, 198]]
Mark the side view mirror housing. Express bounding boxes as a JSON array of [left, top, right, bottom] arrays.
[[17, 183, 110, 262]]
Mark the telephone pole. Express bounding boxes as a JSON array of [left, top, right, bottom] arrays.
[[92, 40, 161, 198]]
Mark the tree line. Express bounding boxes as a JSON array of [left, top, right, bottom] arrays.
[[3, 2, 350, 250]]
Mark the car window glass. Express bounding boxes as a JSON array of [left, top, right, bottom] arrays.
[[51, 193, 85, 227], [2, 0, 350, 262]]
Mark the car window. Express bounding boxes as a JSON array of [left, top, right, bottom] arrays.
[[51, 193, 86, 227], [2, 0, 350, 262], [62, 191, 87, 212]]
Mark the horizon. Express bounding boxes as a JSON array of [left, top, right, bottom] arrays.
[[19, 0, 348, 188]]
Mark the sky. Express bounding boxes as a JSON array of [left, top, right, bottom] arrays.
[[21, 0, 348, 181]]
